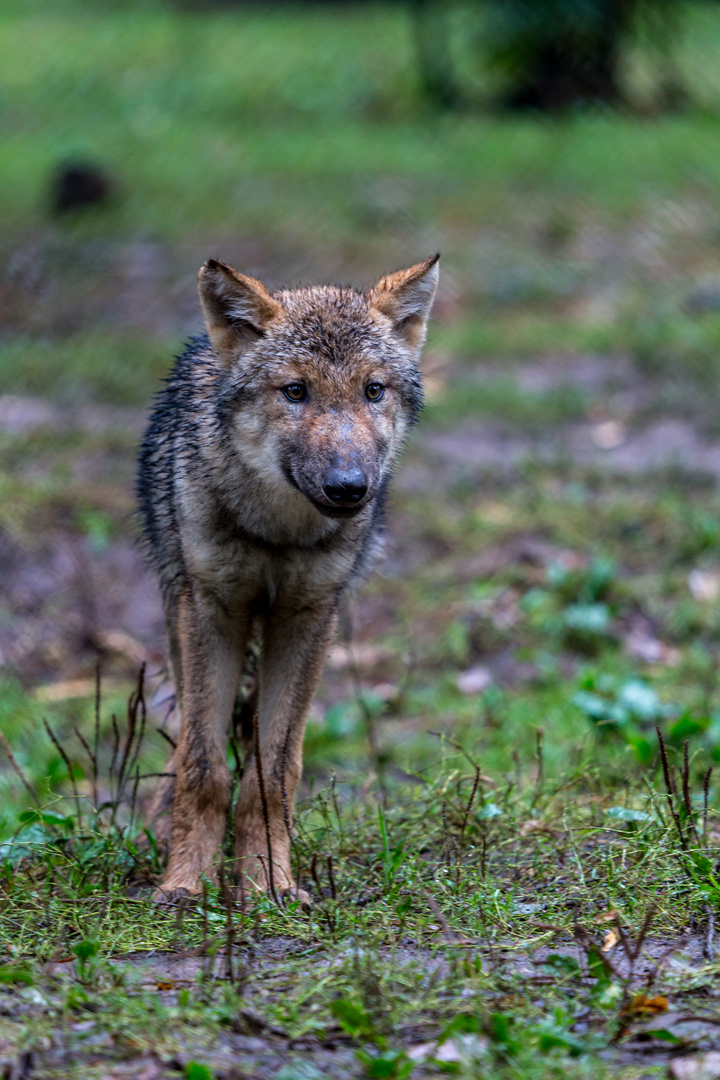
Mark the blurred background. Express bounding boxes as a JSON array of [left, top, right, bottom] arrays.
[[4, 0, 720, 812]]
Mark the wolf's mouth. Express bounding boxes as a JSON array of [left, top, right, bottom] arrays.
[[305, 495, 368, 520]]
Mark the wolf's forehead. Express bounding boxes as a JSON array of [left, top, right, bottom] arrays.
[[272, 287, 379, 362]]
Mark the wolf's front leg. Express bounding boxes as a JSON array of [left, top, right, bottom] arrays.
[[156, 588, 247, 902], [235, 601, 338, 902]]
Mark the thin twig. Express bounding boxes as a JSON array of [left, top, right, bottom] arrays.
[[42, 718, 81, 822], [703, 766, 712, 847], [535, 727, 544, 796], [110, 714, 120, 788], [682, 740, 692, 818], [656, 726, 686, 849], [458, 768, 481, 857], [116, 664, 144, 808], [631, 903, 657, 963], [310, 852, 323, 899], [0, 733, 38, 806], [156, 728, 177, 751], [682, 740, 698, 841], [326, 855, 337, 901], [93, 661, 101, 808], [657, 725, 674, 797], [74, 727, 98, 812], [130, 766, 141, 827], [126, 664, 148, 789]]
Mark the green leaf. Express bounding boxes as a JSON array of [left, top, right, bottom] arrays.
[[538, 1029, 585, 1056], [73, 939, 100, 962], [670, 715, 707, 741], [0, 966, 34, 985], [541, 953, 581, 975], [476, 802, 502, 820], [489, 1012, 511, 1044], [572, 691, 610, 722], [331, 998, 373, 1037], [645, 1028, 682, 1044], [439, 1014, 482, 1043], [617, 680, 663, 720], [606, 806, 652, 823], [18, 809, 75, 830], [562, 603, 611, 635], [185, 1064, 214, 1080], [356, 1050, 413, 1079], [587, 949, 612, 992]]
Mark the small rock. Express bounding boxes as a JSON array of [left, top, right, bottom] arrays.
[[669, 1051, 720, 1079], [456, 666, 492, 695], [592, 420, 626, 450], [688, 569, 720, 603], [49, 160, 112, 214]]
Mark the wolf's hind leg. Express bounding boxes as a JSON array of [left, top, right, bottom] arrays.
[[156, 589, 248, 903], [234, 602, 338, 902]]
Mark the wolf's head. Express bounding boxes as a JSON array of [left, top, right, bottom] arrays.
[[197, 255, 439, 520]]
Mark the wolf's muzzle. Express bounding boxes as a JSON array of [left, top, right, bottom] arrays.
[[322, 466, 368, 507]]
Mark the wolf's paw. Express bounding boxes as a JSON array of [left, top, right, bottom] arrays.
[[152, 885, 199, 906], [280, 886, 312, 911]]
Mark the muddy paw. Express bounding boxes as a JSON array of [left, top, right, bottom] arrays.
[[152, 885, 199, 906], [280, 886, 312, 911]]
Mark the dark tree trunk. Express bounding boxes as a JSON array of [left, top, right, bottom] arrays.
[[502, 0, 635, 112]]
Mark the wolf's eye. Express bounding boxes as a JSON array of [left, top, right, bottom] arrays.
[[366, 382, 384, 402], [282, 383, 307, 402]]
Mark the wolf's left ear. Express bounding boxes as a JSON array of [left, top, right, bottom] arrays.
[[198, 259, 283, 361], [368, 253, 440, 352]]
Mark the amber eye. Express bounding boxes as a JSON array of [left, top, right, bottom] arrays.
[[282, 383, 307, 402], [366, 382, 384, 402]]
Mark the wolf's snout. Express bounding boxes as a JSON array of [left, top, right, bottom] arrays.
[[322, 466, 368, 505]]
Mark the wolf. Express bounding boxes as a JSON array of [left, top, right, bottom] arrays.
[[137, 253, 439, 903]]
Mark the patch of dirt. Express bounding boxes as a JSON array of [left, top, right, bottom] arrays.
[[9, 934, 715, 1079], [420, 416, 720, 482]]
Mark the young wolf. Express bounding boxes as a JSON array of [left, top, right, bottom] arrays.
[[137, 253, 439, 902]]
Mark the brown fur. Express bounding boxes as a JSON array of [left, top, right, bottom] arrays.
[[137, 255, 439, 902]]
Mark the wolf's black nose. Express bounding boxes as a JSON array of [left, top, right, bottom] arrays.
[[323, 468, 368, 504]]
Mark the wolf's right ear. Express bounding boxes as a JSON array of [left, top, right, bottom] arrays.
[[368, 253, 440, 353], [198, 259, 283, 361]]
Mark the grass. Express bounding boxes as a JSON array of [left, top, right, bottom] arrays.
[[3, 1, 720, 1076]]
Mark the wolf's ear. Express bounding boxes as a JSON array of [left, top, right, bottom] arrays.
[[198, 259, 283, 361], [368, 253, 440, 352]]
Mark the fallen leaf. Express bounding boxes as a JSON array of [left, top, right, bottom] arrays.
[[601, 929, 619, 953], [594, 908, 620, 924], [156, 981, 174, 991], [621, 993, 669, 1019]]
